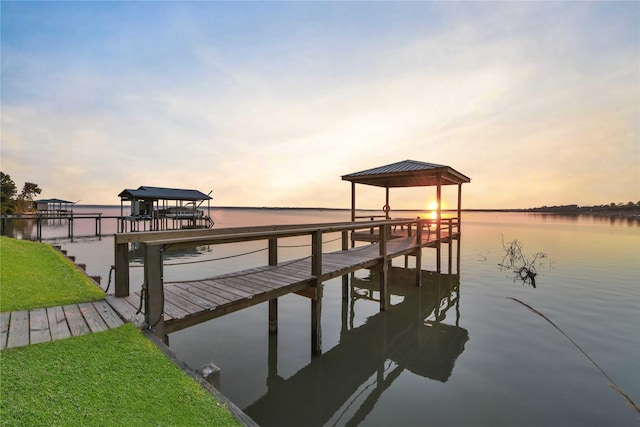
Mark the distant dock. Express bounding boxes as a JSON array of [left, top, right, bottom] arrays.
[[0, 210, 213, 240]]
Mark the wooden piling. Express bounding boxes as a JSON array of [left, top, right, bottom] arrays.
[[378, 224, 389, 311], [268, 238, 278, 334], [143, 243, 165, 341], [114, 242, 130, 297], [311, 230, 323, 355], [415, 219, 423, 286]]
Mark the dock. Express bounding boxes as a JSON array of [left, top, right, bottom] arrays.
[[109, 217, 460, 354]]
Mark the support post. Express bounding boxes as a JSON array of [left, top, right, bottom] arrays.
[[351, 182, 356, 222], [341, 231, 349, 300], [385, 187, 390, 220], [436, 174, 442, 273], [114, 241, 130, 297], [448, 237, 453, 275], [311, 230, 323, 355], [268, 238, 277, 266], [268, 237, 278, 334], [457, 183, 462, 232], [143, 243, 164, 340], [415, 219, 423, 286], [379, 224, 389, 311]]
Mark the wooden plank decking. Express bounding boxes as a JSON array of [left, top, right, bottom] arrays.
[[1, 300, 124, 350], [108, 231, 456, 335]]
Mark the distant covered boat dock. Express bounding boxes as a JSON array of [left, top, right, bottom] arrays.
[[118, 186, 214, 232], [34, 198, 76, 216]]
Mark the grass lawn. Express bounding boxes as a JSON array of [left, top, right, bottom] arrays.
[[0, 236, 105, 312], [1, 236, 242, 425], [1, 324, 240, 426]]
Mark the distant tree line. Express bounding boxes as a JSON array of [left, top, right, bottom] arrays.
[[528, 201, 640, 216], [0, 172, 42, 214]]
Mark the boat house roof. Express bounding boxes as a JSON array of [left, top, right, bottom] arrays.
[[342, 160, 470, 188], [35, 198, 74, 204], [118, 186, 212, 202]]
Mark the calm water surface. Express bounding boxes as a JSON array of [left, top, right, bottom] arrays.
[[6, 208, 639, 426]]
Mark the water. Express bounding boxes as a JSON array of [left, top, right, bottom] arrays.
[[5, 207, 639, 426]]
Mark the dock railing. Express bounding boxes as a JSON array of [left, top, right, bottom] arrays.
[[113, 217, 461, 297], [131, 218, 424, 342], [114, 219, 421, 294]]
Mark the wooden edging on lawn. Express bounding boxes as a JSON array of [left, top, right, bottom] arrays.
[[143, 331, 258, 427], [51, 245, 103, 287]]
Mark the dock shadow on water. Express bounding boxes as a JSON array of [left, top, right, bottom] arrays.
[[245, 268, 467, 427]]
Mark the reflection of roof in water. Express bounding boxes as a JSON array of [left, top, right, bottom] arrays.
[[403, 322, 469, 382]]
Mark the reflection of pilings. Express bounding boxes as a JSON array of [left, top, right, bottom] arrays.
[[245, 269, 468, 427]]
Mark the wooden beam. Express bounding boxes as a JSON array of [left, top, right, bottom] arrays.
[[143, 243, 164, 340], [114, 242, 130, 297], [385, 187, 390, 219], [294, 287, 317, 300], [351, 182, 356, 222], [415, 219, 423, 286], [268, 238, 277, 266], [311, 230, 323, 355], [457, 183, 462, 232], [342, 231, 349, 300], [379, 224, 389, 311], [437, 174, 442, 273], [268, 238, 278, 334]]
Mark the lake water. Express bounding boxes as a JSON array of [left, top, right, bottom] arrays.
[[4, 207, 639, 426]]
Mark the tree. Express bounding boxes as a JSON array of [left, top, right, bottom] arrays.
[[20, 182, 42, 201], [1, 172, 17, 214]]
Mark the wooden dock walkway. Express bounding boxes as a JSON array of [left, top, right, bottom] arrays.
[[1, 300, 124, 350], [109, 218, 460, 354]]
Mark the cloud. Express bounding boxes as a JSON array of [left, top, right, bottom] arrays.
[[1, 2, 638, 208]]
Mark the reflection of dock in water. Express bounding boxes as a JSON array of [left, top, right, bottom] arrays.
[[244, 268, 468, 427]]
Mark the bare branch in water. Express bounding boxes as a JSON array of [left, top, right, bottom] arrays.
[[499, 235, 548, 288], [507, 297, 640, 414]]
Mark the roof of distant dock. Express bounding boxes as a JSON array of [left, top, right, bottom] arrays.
[[35, 198, 74, 204], [118, 186, 212, 201], [341, 159, 471, 187]]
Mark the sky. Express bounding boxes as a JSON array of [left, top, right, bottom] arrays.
[[1, 1, 638, 210]]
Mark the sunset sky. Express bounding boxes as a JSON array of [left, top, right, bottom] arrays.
[[1, 2, 638, 210]]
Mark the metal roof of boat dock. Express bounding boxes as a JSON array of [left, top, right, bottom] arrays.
[[118, 186, 212, 201], [35, 198, 74, 204], [341, 160, 471, 188]]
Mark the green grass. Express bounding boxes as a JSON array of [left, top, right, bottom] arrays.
[[0, 236, 105, 312], [0, 324, 240, 426]]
